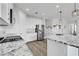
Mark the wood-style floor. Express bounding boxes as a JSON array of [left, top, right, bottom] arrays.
[[26, 39, 47, 56]]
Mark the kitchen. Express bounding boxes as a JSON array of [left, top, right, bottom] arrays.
[[0, 3, 79, 56]]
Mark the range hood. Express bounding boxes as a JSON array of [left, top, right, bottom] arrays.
[[0, 17, 9, 26]]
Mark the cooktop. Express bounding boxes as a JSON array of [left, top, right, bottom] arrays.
[[0, 36, 23, 43]]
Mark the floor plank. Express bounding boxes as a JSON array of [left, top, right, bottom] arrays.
[[26, 39, 47, 56]]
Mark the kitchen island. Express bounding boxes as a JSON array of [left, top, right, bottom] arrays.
[[46, 34, 79, 56]]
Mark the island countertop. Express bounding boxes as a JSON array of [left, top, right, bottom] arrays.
[[45, 34, 79, 48]]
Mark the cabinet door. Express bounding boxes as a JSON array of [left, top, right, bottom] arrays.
[[48, 39, 67, 56], [1, 4, 9, 23], [0, 3, 13, 24], [8, 3, 14, 24], [0, 44, 1, 55], [0, 4, 1, 17], [67, 45, 78, 56]]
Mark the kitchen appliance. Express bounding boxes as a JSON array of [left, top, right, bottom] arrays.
[[35, 25, 44, 41], [41, 25, 44, 40], [35, 25, 39, 41], [0, 36, 23, 43]]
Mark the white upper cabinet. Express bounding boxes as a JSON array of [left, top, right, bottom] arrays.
[[0, 4, 1, 17], [0, 3, 14, 24]]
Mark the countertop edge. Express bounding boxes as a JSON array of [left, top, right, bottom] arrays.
[[47, 38, 79, 48]]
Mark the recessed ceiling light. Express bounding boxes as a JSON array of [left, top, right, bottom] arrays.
[[73, 12, 77, 15], [26, 8, 30, 11], [56, 5, 59, 8]]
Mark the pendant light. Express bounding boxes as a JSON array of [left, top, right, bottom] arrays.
[[71, 3, 78, 36], [59, 10, 62, 29], [56, 5, 62, 29], [72, 3, 79, 16]]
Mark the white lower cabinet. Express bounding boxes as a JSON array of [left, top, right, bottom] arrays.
[[67, 45, 78, 56], [48, 39, 67, 56], [47, 39, 79, 56]]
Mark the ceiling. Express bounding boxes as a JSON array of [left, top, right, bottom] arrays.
[[14, 3, 79, 21]]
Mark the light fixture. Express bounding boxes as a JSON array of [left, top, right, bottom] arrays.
[[56, 5, 62, 29], [72, 3, 79, 16], [70, 20, 77, 36], [55, 5, 63, 29], [58, 10, 62, 29], [71, 3, 78, 36], [26, 8, 30, 11], [56, 5, 60, 9]]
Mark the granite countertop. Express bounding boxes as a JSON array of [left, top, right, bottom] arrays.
[[45, 34, 79, 48], [0, 40, 33, 56]]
